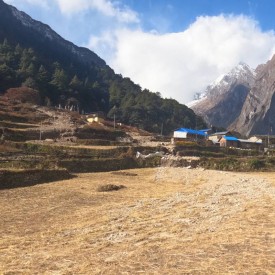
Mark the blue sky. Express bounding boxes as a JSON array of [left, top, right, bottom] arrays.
[[4, 0, 275, 103]]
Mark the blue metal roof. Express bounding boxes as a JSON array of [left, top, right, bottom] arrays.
[[223, 136, 239, 141], [175, 128, 207, 136], [200, 128, 212, 132]]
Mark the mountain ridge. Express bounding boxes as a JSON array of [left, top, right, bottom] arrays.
[[231, 55, 275, 136], [0, 0, 106, 68], [189, 62, 255, 130]]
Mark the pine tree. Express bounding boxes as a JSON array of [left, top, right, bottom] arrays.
[[37, 65, 49, 83], [22, 77, 37, 89], [50, 68, 68, 91], [69, 75, 82, 90]]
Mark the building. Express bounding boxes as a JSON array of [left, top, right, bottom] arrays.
[[208, 131, 233, 142], [220, 136, 240, 148], [173, 128, 207, 142], [253, 135, 275, 148], [86, 112, 105, 123], [239, 138, 263, 150]]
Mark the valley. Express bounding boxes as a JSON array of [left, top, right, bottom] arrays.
[[1, 98, 274, 274], [0, 1, 275, 274]]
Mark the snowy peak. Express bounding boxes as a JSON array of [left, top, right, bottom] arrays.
[[206, 62, 255, 98], [189, 62, 256, 129], [231, 54, 275, 135], [231, 62, 255, 76], [227, 62, 255, 83], [188, 62, 255, 108]]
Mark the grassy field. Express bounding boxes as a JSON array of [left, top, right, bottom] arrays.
[[0, 168, 274, 274]]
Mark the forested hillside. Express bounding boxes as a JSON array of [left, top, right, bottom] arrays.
[[0, 37, 206, 134]]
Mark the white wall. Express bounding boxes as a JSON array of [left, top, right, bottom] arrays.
[[173, 131, 187, 138]]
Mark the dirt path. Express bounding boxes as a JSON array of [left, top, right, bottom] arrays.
[[0, 168, 274, 274]]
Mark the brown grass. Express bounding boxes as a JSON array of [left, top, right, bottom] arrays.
[[0, 168, 274, 274]]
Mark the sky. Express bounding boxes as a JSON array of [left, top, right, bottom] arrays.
[[4, 0, 275, 104]]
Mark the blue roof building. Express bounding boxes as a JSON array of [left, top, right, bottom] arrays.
[[220, 136, 240, 147], [223, 136, 239, 141], [173, 128, 207, 141]]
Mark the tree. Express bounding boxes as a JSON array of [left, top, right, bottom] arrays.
[[37, 65, 49, 83], [69, 75, 82, 90], [18, 48, 37, 79], [14, 44, 23, 56], [0, 63, 15, 90], [0, 39, 11, 53], [25, 62, 36, 77], [21, 77, 37, 89], [50, 68, 68, 91]]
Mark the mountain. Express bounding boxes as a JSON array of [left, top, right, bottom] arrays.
[[231, 56, 275, 136], [0, 0, 206, 134], [189, 62, 255, 130], [0, 0, 105, 68]]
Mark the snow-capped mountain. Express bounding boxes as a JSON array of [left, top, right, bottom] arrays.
[[189, 62, 255, 106], [189, 62, 256, 130], [231, 56, 275, 136]]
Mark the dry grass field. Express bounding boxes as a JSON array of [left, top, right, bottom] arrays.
[[0, 168, 274, 274]]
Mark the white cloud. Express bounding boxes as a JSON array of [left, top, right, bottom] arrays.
[[89, 15, 275, 104], [55, 0, 139, 23], [88, 30, 118, 61]]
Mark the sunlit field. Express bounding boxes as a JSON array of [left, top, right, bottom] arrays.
[[1, 168, 274, 274]]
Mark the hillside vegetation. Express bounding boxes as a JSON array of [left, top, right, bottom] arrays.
[[0, 39, 206, 134]]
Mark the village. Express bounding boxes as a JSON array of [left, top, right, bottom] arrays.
[[172, 127, 275, 151], [86, 112, 275, 153]]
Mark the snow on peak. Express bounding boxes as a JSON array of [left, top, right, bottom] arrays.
[[229, 62, 255, 77], [206, 62, 255, 92], [188, 62, 255, 106]]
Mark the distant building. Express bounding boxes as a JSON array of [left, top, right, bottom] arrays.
[[172, 128, 207, 143], [208, 131, 233, 143], [253, 135, 275, 148], [86, 112, 105, 123], [220, 136, 240, 148], [239, 137, 263, 150], [173, 128, 264, 150], [219, 135, 263, 150]]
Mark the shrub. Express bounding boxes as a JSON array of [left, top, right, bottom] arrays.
[[175, 141, 197, 147], [97, 184, 126, 192], [5, 87, 41, 105], [249, 159, 265, 170]]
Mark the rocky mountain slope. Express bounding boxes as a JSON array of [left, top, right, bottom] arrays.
[[191, 57, 275, 136], [189, 63, 255, 130], [0, 0, 105, 68], [231, 56, 275, 136]]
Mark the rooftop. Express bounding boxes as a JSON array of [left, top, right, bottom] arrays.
[[223, 136, 239, 141], [175, 128, 207, 136]]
